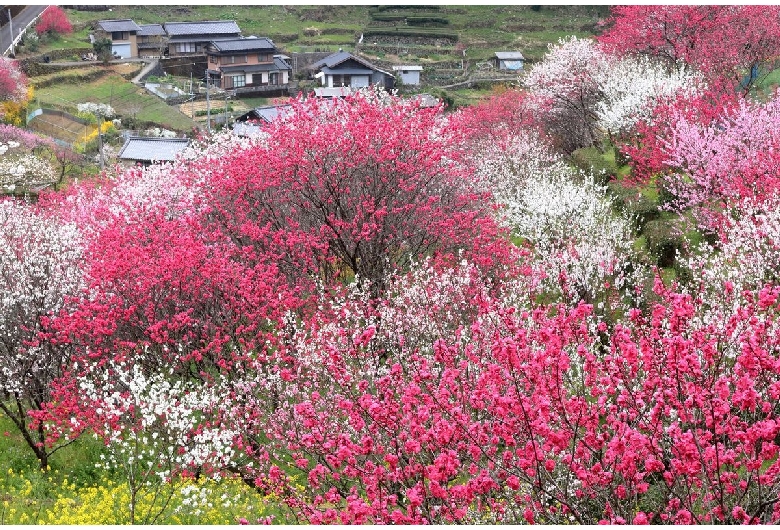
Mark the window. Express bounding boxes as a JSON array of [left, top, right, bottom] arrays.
[[226, 55, 247, 64], [111, 31, 128, 40], [258, 53, 272, 63], [269, 72, 279, 85], [232, 74, 246, 88], [175, 43, 195, 54]]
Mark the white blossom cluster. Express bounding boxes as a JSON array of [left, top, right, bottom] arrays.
[[76, 102, 115, 118], [502, 165, 641, 302], [682, 197, 780, 299], [0, 141, 57, 190], [81, 361, 237, 478], [0, 201, 84, 396], [143, 127, 178, 138], [596, 56, 703, 135]]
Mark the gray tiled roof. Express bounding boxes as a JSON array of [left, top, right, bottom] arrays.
[[118, 137, 190, 163], [164, 20, 241, 37], [97, 19, 142, 33], [137, 24, 165, 36], [310, 51, 357, 69], [210, 37, 275, 52], [218, 57, 292, 74], [494, 51, 525, 60], [311, 51, 392, 77]]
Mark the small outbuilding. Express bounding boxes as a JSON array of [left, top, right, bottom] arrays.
[[392, 65, 423, 86], [494, 51, 525, 71], [118, 137, 190, 166]]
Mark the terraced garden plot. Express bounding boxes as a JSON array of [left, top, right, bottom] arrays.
[[28, 112, 95, 146]]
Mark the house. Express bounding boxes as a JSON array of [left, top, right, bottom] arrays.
[[136, 24, 166, 58], [163, 20, 242, 56], [392, 65, 423, 86], [310, 51, 394, 90], [205, 37, 291, 94], [234, 104, 294, 136], [118, 137, 190, 166], [95, 19, 142, 59], [494, 51, 525, 71]]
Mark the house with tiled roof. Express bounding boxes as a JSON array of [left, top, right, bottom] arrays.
[[95, 19, 142, 59], [136, 24, 166, 58], [118, 137, 190, 166], [310, 51, 394, 90], [164, 20, 242, 56], [205, 37, 291, 95]]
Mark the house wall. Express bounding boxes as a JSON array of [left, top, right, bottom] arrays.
[[397, 71, 420, 85], [209, 48, 289, 88]]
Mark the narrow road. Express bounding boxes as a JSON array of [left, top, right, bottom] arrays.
[[1, 5, 48, 57]]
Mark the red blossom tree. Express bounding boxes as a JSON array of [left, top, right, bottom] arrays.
[[598, 5, 780, 95], [35, 6, 72, 36], [200, 92, 505, 296]]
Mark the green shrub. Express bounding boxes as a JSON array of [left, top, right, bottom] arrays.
[[607, 180, 660, 230], [570, 146, 619, 185], [643, 218, 685, 268]]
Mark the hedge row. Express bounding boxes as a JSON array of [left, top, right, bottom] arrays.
[[32, 68, 110, 89], [363, 26, 458, 41]]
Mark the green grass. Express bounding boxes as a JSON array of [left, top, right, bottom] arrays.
[[34, 71, 197, 133], [60, 5, 603, 65]]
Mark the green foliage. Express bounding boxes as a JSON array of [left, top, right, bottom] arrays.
[[607, 180, 660, 231], [570, 146, 620, 185], [91, 37, 113, 63], [643, 218, 686, 268]]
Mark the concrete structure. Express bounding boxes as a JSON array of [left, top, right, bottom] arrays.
[[392, 65, 423, 86]]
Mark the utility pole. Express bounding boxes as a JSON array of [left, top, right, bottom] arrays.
[[206, 71, 211, 134], [8, 9, 14, 57], [97, 116, 104, 170]]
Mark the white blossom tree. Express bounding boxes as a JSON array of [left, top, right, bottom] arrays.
[[523, 36, 613, 152], [0, 199, 84, 468], [596, 56, 703, 136]]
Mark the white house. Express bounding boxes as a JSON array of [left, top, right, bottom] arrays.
[[310, 51, 395, 90], [392, 65, 423, 86]]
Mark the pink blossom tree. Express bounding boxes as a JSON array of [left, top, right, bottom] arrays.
[[0, 57, 27, 123]]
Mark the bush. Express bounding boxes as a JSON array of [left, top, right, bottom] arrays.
[[642, 218, 685, 268], [570, 146, 619, 185]]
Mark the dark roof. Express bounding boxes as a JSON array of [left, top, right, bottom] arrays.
[[217, 57, 292, 74], [118, 137, 190, 163], [210, 37, 276, 53], [137, 24, 165, 36], [310, 51, 381, 71], [236, 104, 293, 124], [97, 19, 142, 33], [163, 20, 241, 37]]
